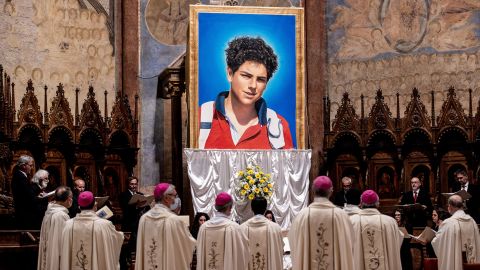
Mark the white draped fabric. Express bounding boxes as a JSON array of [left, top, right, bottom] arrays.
[[185, 149, 311, 229]]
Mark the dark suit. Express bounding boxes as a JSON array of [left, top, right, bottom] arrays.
[[68, 191, 81, 218], [11, 168, 41, 229], [464, 183, 480, 224], [119, 190, 146, 233], [333, 188, 361, 207], [400, 188, 433, 227], [119, 190, 148, 269]]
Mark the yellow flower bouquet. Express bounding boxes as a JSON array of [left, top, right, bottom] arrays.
[[235, 165, 274, 201]]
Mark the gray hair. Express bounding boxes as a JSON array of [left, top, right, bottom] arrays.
[[55, 186, 72, 202], [155, 184, 176, 202], [341, 176, 352, 184], [215, 201, 233, 212], [32, 169, 49, 185], [17, 155, 33, 166]]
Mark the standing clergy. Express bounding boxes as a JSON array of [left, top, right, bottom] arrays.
[[37, 186, 73, 270], [60, 191, 124, 270], [135, 183, 196, 269], [350, 190, 403, 270], [196, 192, 249, 270], [240, 197, 283, 270], [431, 194, 480, 270], [288, 176, 355, 270]]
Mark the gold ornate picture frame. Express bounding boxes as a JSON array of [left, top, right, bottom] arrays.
[[188, 5, 305, 149]]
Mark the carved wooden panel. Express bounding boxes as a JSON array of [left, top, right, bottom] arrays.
[[403, 151, 432, 193], [437, 87, 467, 129], [334, 154, 363, 190], [402, 88, 431, 131], [369, 152, 397, 199], [439, 151, 467, 193], [17, 80, 43, 128], [79, 86, 104, 132], [332, 92, 359, 133], [42, 150, 67, 188], [110, 92, 134, 133], [368, 89, 394, 131], [48, 83, 74, 130]]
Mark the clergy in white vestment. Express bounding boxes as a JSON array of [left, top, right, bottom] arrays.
[[350, 190, 403, 270], [288, 175, 355, 270], [343, 190, 361, 218], [431, 194, 480, 270], [37, 186, 73, 270], [135, 183, 196, 269], [196, 192, 249, 270], [240, 196, 283, 270], [60, 191, 124, 270]]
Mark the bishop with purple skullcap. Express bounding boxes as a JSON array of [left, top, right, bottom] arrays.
[[154, 183, 170, 200], [215, 192, 233, 207], [78, 191, 94, 207], [361, 190, 379, 205], [313, 175, 333, 191]]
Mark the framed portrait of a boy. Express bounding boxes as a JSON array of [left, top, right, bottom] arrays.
[[188, 5, 306, 150]]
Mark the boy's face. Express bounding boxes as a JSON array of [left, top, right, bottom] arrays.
[[227, 61, 268, 106]]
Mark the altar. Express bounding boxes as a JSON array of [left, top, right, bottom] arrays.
[[185, 149, 311, 229]]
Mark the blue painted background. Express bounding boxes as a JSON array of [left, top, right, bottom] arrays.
[[197, 12, 298, 147]]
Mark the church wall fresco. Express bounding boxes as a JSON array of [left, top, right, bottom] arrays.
[[0, 0, 115, 122], [326, 0, 480, 124]]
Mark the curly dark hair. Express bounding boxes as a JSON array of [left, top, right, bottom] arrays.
[[225, 36, 278, 81]]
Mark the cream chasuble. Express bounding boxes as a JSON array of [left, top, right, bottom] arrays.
[[196, 213, 249, 270], [135, 204, 196, 270], [60, 210, 124, 270], [37, 203, 70, 270], [240, 215, 283, 270], [431, 209, 480, 270], [288, 197, 355, 270], [350, 208, 403, 270]]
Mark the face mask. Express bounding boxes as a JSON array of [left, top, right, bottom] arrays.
[[170, 197, 181, 211]]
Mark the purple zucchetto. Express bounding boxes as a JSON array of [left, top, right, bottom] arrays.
[[154, 183, 170, 200], [361, 190, 379, 205], [313, 176, 333, 191], [78, 191, 94, 207], [215, 192, 233, 207]]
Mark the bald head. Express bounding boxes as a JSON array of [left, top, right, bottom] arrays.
[[55, 186, 73, 208], [74, 179, 85, 193], [447, 195, 463, 214]]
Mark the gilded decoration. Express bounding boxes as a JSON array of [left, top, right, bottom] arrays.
[[208, 241, 219, 269], [251, 248, 266, 270], [314, 223, 330, 269], [365, 228, 380, 270], [75, 240, 89, 270], [147, 238, 158, 270]]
